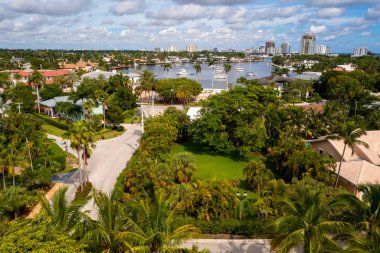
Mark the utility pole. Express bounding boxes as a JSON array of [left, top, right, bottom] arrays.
[[354, 100, 358, 116], [15, 102, 23, 113]]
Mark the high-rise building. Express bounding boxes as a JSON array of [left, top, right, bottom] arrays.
[[258, 46, 266, 54], [316, 45, 330, 55], [281, 42, 290, 54], [265, 41, 275, 53], [186, 44, 198, 53], [352, 47, 368, 57], [300, 34, 316, 55], [165, 45, 178, 52], [275, 48, 283, 55]]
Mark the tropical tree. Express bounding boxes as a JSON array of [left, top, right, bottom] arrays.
[[80, 122, 96, 183], [94, 89, 108, 129], [69, 79, 96, 119], [163, 63, 172, 77], [39, 186, 89, 233], [333, 184, 380, 247], [140, 70, 157, 101], [193, 64, 201, 81], [271, 186, 347, 253], [28, 70, 46, 113], [327, 121, 368, 189], [243, 158, 273, 192], [171, 152, 196, 183], [63, 123, 85, 190], [223, 63, 232, 83], [134, 190, 200, 253], [74, 191, 145, 252]]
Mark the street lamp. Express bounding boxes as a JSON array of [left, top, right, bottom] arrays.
[[236, 191, 247, 220]]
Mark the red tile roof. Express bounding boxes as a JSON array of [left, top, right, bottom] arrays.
[[11, 69, 72, 78]]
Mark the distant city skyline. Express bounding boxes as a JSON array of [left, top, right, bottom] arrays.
[[0, 0, 379, 53]]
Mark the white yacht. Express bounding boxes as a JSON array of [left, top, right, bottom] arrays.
[[214, 73, 227, 79], [235, 67, 244, 72], [177, 68, 188, 77], [246, 72, 256, 77], [214, 66, 223, 73]]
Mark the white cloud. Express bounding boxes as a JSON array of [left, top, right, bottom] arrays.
[[171, 0, 255, 6], [110, 0, 146, 15], [323, 35, 336, 41], [361, 31, 370, 36], [4, 0, 92, 16], [146, 4, 208, 20], [308, 0, 377, 7], [309, 25, 326, 33], [366, 5, 380, 20], [158, 27, 179, 35], [317, 8, 345, 18]]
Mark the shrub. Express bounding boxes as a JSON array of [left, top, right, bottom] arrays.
[[34, 114, 70, 130], [116, 125, 124, 132]]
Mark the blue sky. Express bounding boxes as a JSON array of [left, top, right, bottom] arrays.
[[0, 0, 379, 53]]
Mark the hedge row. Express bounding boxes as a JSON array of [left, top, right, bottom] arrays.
[[34, 114, 70, 130]]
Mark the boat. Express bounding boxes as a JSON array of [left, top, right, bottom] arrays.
[[177, 69, 188, 76], [214, 66, 223, 73], [214, 73, 227, 79], [246, 72, 256, 77]]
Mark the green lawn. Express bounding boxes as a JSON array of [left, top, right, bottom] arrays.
[[42, 124, 67, 137], [93, 129, 125, 141], [171, 142, 257, 198]]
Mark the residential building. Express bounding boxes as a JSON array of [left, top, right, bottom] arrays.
[[166, 45, 178, 52], [316, 45, 330, 55], [62, 61, 98, 71], [281, 42, 290, 54], [154, 47, 161, 53], [186, 44, 198, 53], [265, 41, 275, 53], [81, 69, 118, 80], [309, 130, 380, 196], [300, 34, 316, 55], [266, 47, 275, 55], [258, 46, 266, 54], [275, 48, 283, 55], [9, 69, 73, 86], [352, 47, 368, 57], [335, 64, 356, 72]]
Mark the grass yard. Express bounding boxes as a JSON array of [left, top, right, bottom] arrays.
[[93, 129, 125, 141], [171, 142, 258, 198], [172, 142, 248, 180], [42, 124, 67, 137]]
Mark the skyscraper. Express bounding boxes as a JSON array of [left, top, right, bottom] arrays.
[[186, 44, 198, 53], [300, 34, 316, 55], [352, 48, 368, 57], [281, 42, 290, 54], [265, 41, 275, 54]]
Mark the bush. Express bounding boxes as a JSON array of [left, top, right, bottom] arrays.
[[116, 126, 124, 132], [34, 114, 70, 130], [47, 142, 66, 171]]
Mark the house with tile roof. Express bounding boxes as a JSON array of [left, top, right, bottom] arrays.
[[8, 69, 73, 86], [309, 130, 380, 196], [62, 62, 98, 71]]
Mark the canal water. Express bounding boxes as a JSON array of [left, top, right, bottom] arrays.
[[123, 58, 273, 89]]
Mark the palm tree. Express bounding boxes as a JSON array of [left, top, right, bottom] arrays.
[[163, 63, 172, 77], [94, 89, 109, 129], [28, 71, 46, 114], [5, 141, 19, 187], [65, 72, 79, 91], [0, 133, 7, 189], [223, 63, 232, 87], [135, 190, 199, 253], [171, 152, 196, 183], [64, 123, 85, 190], [176, 85, 193, 109], [333, 184, 380, 244], [39, 186, 90, 233], [74, 191, 145, 252], [243, 158, 273, 192], [69, 80, 96, 120], [80, 122, 96, 183], [13, 114, 34, 171], [193, 64, 201, 81], [327, 121, 368, 189], [271, 186, 347, 253]]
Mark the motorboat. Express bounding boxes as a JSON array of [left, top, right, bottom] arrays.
[[246, 72, 256, 77], [235, 67, 244, 72], [214, 66, 223, 73], [177, 69, 188, 76], [214, 73, 227, 79]]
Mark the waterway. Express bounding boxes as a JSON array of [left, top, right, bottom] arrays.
[[123, 58, 273, 90]]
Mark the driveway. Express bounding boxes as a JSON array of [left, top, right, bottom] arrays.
[[48, 124, 142, 217]]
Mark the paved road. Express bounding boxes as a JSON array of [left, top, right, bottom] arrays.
[[181, 239, 302, 253], [48, 124, 142, 217]]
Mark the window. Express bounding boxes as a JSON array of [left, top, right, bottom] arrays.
[[318, 148, 324, 156]]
